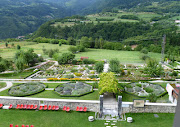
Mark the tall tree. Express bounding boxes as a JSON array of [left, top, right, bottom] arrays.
[[95, 38, 100, 49], [80, 36, 90, 48], [98, 72, 119, 95]]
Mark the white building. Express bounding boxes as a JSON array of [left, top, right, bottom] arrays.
[[175, 20, 180, 24], [166, 83, 180, 104]]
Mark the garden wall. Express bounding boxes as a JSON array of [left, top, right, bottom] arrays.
[[0, 96, 99, 112], [122, 102, 176, 113]]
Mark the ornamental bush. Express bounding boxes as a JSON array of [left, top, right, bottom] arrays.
[[144, 87, 154, 93], [74, 73, 83, 77]]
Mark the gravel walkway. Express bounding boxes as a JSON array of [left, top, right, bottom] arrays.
[[0, 82, 13, 92]]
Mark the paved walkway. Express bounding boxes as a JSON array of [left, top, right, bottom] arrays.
[[103, 93, 118, 117], [103, 64, 109, 72], [0, 82, 13, 92]]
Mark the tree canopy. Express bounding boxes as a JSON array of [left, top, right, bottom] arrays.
[[98, 72, 119, 95]]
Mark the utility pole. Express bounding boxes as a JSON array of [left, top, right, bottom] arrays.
[[161, 34, 166, 63]]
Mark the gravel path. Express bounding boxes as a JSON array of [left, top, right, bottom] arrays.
[[0, 82, 13, 92]]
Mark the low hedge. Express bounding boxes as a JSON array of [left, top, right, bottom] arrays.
[[23, 69, 40, 79], [47, 78, 99, 81], [8, 82, 47, 97]]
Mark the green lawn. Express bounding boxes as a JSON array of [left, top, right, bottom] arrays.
[[0, 43, 70, 60], [1, 41, 161, 64], [0, 83, 99, 100], [0, 110, 174, 127], [44, 83, 61, 88], [0, 71, 33, 79], [0, 82, 6, 89], [75, 49, 161, 64], [0, 110, 103, 127], [121, 113, 174, 127]]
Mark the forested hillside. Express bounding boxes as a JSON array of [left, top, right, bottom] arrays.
[[0, 0, 180, 39], [0, 0, 97, 39]]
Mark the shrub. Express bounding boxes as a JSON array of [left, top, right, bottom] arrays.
[[90, 71, 95, 74], [77, 45, 85, 52], [141, 55, 150, 61], [141, 48, 148, 54], [136, 84, 142, 87], [170, 71, 178, 76], [125, 85, 133, 88], [95, 61, 104, 73], [82, 59, 96, 64], [134, 86, 141, 92], [89, 75, 99, 79], [147, 93, 157, 102], [74, 73, 83, 77], [72, 60, 77, 65], [17, 45, 21, 50], [68, 46, 78, 53], [65, 75, 74, 79], [144, 87, 154, 93], [71, 69, 78, 73], [109, 58, 120, 73]]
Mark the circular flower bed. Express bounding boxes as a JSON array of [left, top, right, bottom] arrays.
[[9, 82, 46, 97], [125, 82, 165, 97], [55, 82, 93, 96]]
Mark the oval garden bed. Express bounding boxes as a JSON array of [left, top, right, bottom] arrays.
[[54, 82, 93, 97], [9, 82, 46, 97], [125, 82, 166, 97]]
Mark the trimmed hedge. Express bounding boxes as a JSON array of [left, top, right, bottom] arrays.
[[23, 69, 40, 79], [47, 78, 99, 81], [8, 82, 47, 97]]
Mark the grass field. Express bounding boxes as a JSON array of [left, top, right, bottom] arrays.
[[0, 42, 161, 64], [0, 82, 6, 89], [0, 70, 34, 79], [52, 11, 162, 27], [0, 110, 174, 127], [0, 42, 70, 60], [75, 49, 161, 64]]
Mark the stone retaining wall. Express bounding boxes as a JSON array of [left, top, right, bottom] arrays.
[[122, 102, 176, 113], [0, 96, 176, 113]]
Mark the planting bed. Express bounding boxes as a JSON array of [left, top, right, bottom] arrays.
[[55, 82, 93, 96], [32, 64, 99, 79], [8, 82, 46, 97], [125, 82, 165, 97]]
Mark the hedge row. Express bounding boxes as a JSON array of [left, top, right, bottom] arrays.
[[47, 78, 99, 81], [23, 69, 40, 79]]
